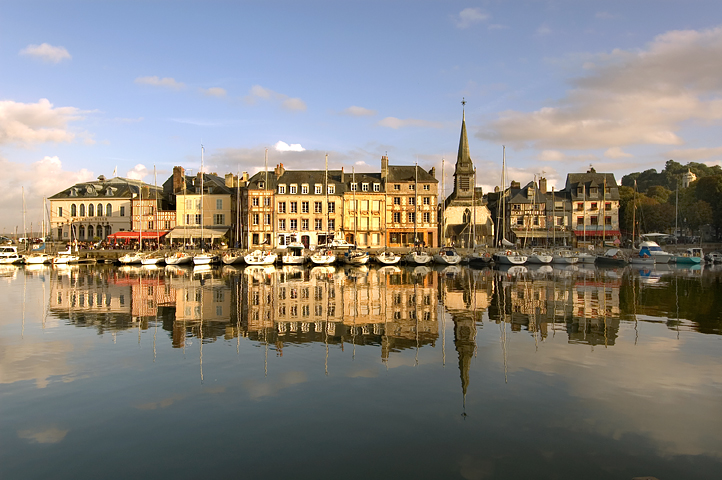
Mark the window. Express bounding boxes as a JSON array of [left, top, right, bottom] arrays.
[[80, 204, 86, 216], [328, 185, 335, 194], [362, 183, 369, 192], [214, 214, 225, 225], [264, 196, 271, 206], [302, 219, 309, 230], [328, 219, 335, 231], [290, 219, 298, 230], [423, 197, 430, 205], [408, 197, 415, 206], [393, 212, 401, 222], [252, 197, 259, 207], [301, 184, 309, 194], [278, 185, 286, 194], [120, 206, 126, 217], [290, 202, 298, 213], [423, 184, 430, 191], [577, 217, 583, 226], [423, 212, 430, 222], [278, 202, 286, 213], [591, 202, 598, 210], [185, 214, 192, 225], [557, 216, 564, 226], [576, 203, 584, 211], [605, 202, 612, 211], [216, 199, 223, 209], [408, 212, 415, 223], [394, 184, 400, 190], [195, 214, 202, 225], [290, 185, 297, 194], [393, 197, 401, 205], [590, 187, 598, 195], [253, 214, 259, 225], [302, 201, 309, 213], [373, 183, 380, 192], [98, 204, 104, 216], [58, 207, 63, 217], [409, 184, 415, 190], [517, 217, 524, 225], [165, 221, 170, 229], [591, 216, 598, 225], [315, 219, 323, 230], [147, 221, 154, 230], [315, 184, 322, 194], [314, 201, 322, 213], [265, 214, 271, 225], [533, 217, 539, 226], [351, 183, 357, 191], [186, 199, 193, 210], [259, 181, 265, 189], [252, 233, 259, 245], [328, 201, 335, 213], [279, 219, 286, 230], [87, 204, 94, 217], [605, 216, 612, 226]]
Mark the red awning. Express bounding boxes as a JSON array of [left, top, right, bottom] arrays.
[[107, 231, 170, 240], [574, 230, 620, 237]]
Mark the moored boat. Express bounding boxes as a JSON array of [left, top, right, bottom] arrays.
[[404, 249, 432, 265], [374, 250, 401, 265], [493, 250, 527, 265], [244, 249, 277, 265], [165, 251, 193, 265], [526, 248, 553, 264], [433, 246, 462, 265], [281, 243, 307, 265], [309, 249, 336, 265], [342, 248, 369, 266]]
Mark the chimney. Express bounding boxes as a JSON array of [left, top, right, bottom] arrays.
[[225, 173, 235, 188], [429, 166, 436, 179], [275, 163, 285, 178], [381, 155, 389, 180], [173, 166, 185, 194], [511, 180, 520, 189], [340, 167, 345, 183], [242, 172, 249, 182], [538, 177, 547, 194]]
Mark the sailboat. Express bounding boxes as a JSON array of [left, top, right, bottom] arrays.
[[492, 146, 527, 265], [142, 166, 166, 265], [193, 145, 219, 265], [119, 180, 146, 265], [342, 167, 370, 266], [311, 154, 337, 265], [404, 162, 432, 265], [374, 158, 401, 265], [433, 158, 461, 265], [222, 166, 246, 265]]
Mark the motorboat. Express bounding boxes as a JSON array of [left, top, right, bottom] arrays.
[[674, 247, 703, 265], [0, 246, 24, 264], [374, 250, 401, 265], [24, 253, 51, 265], [342, 248, 369, 266], [638, 241, 673, 263], [309, 248, 336, 265], [526, 248, 553, 264], [551, 249, 579, 265], [221, 250, 245, 265], [118, 252, 143, 265], [595, 248, 627, 266], [165, 251, 193, 265], [705, 251, 722, 263], [493, 250, 527, 265], [433, 246, 462, 265], [281, 243, 307, 265], [404, 249, 432, 265], [244, 249, 278, 265]]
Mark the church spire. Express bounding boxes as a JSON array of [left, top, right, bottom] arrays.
[[456, 98, 472, 172]]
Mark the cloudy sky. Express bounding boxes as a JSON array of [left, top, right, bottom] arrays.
[[3, 1, 722, 232]]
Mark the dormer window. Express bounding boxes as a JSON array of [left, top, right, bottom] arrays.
[[290, 184, 297, 194], [259, 181, 265, 189], [69, 188, 78, 197], [315, 184, 322, 194], [590, 187, 598, 195], [362, 183, 369, 192], [278, 185, 286, 194], [105, 187, 115, 196], [301, 184, 309, 194], [328, 185, 335, 194], [373, 183, 380, 192], [351, 183, 357, 191]]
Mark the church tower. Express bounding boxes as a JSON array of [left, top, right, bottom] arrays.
[[449, 100, 475, 203]]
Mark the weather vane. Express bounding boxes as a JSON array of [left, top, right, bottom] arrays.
[[461, 97, 466, 107]]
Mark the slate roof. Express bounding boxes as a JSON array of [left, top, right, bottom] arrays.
[[386, 165, 438, 184], [565, 170, 619, 201], [49, 177, 160, 200]]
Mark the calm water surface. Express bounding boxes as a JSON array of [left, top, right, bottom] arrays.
[[1, 262, 721, 480]]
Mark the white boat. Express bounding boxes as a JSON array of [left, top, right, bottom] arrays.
[[281, 243, 307, 265], [193, 252, 218, 265], [551, 249, 579, 265], [309, 249, 336, 265], [25, 253, 51, 264], [140, 254, 165, 265], [433, 246, 462, 265], [493, 250, 527, 265], [705, 251, 722, 263], [165, 251, 193, 265], [629, 254, 655, 266], [638, 241, 674, 263], [342, 249, 369, 266], [404, 249, 432, 265], [575, 251, 597, 264], [374, 250, 401, 265], [244, 249, 277, 265], [0, 246, 24, 264], [118, 252, 143, 265], [52, 246, 80, 264], [526, 248, 552, 264], [221, 251, 245, 265]]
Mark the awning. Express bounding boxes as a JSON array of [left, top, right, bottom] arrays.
[[574, 230, 620, 237], [166, 227, 229, 240], [107, 231, 170, 240]]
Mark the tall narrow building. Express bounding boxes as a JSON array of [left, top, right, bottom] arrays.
[[441, 102, 494, 247]]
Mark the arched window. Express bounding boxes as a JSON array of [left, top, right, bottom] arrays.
[[106, 204, 112, 216], [463, 208, 472, 224], [105, 225, 111, 237], [97, 204, 103, 216], [88, 204, 94, 217], [97, 225, 103, 239], [80, 204, 86, 216], [78, 225, 85, 239], [71, 204, 77, 217], [88, 225, 94, 239]]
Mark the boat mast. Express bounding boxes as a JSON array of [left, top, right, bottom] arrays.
[[632, 179, 637, 249], [200, 145, 204, 252], [441, 157, 445, 247], [414, 161, 418, 247], [264, 148, 268, 248], [154, 165, 159, 251], [473, 167, 477, 250], [602, 176, 606, 247], [352, 166, 357, 245], [325, 153, 329, 246], [236, 164, 241, 249], [502, 146, 506, 246]]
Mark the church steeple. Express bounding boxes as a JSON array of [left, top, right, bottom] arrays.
[[450, 98, 475, 202]]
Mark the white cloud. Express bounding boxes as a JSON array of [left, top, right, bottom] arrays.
[[604, 147, 633, 159], [0, 99, 86, 146], [200, 87, 227, 97], [19, 43, 71, 63], [126, 164, 150, 180], [134, 76, 185, 90], [664, 146, 722, 161], [274, 141, 305, 152], [478, 25, 722, 150], [454, 8, 489, 29], [243, 85, 307, 111], [342, 106, 377, 117], [537, 24, 552, 35], [378, 117, 443, 129]]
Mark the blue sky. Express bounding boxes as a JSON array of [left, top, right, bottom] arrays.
[[3, 1, 722, 232]]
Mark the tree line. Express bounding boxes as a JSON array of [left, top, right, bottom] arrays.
[[619, 160, 722, 238]]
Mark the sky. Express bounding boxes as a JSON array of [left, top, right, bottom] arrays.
[[3, 0, 722, 233]]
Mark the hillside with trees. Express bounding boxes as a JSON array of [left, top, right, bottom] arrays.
[[620, 160, 722, 239]]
